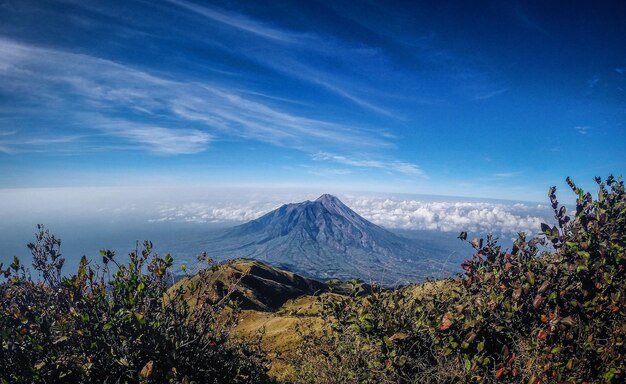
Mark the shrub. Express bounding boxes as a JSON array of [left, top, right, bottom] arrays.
[[0, 226, 270, 383]]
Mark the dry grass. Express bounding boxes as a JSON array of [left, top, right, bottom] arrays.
[[233, 296, 324, 378], [171, 259, 327, 311]]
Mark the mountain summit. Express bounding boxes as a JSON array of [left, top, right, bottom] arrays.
[[202, 195, 450, 283]]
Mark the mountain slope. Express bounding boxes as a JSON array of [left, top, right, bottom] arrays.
[[202, 194, 452, 283], [172, 259, 327, 311]]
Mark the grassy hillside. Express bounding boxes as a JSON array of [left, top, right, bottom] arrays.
[[170, 258, 327, 311], [169, 256, 458, 381]]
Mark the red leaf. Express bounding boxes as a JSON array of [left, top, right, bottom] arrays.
[[533, 294, 544, 309], [496, 367, 506, 379], [537, 330, 548, 340], [439, 313, 453, 331], [506, 352, 516, 366]]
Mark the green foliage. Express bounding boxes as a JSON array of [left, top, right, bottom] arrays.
[[0, 227, 270, 383], [287, 175, 626, 383]]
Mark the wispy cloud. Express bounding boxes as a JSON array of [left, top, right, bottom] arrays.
[[305, 74, 399, 118], [493, 171, 522, 178], [22, 135, 84, 145], [575, 126, 591, 135], [80, 0, 509, 118], [163, 0, 404, 117], [473, 88, 509, 100], [0, 144, 13, 154], [165, 0, 296, 43], [0, 129, 86, 154], [300, 165, 352, 177], [587, 76, 600, 89], [97, 120, 212, 155], [0, 37, 391, 155], [313, 152, 425, 177]]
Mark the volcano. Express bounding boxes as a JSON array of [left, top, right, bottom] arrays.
[[202, 194, 452, 284]]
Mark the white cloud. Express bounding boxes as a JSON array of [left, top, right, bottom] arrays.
[[313, 152, 425, 177], [390, 162, 424, 176], [165, 0, 296, 43], [97, 120, 211, 155], [575, 126, 590, 135], [493, 171, 521, 178], [149, 202, 281, 223], [344, 197, 546, 235]]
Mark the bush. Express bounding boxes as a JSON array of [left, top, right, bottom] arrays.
[[0, 226, 270, 383], [286, 175, 626, 383]]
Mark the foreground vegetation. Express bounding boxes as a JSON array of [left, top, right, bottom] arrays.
[[1, 175, 624, 383], [0, 233, 269, 383]]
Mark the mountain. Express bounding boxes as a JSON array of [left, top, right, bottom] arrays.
[[199, 194, 454, 284]]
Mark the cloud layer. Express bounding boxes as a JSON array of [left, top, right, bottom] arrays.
[[150, 201, 280, 224], [150, 196, 548, 235], [344, 197, 546, 235]]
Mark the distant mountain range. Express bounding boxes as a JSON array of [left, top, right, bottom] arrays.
[[198, 194, 456, 284]]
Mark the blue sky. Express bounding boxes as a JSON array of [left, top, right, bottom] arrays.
[[0, 0, 624, 201]]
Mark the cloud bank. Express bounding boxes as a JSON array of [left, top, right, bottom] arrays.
[[344, 198, 546, 235], [150, 196, 548, 235], [150, 202, 280, 224]]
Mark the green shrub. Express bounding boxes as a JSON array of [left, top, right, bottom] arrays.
[[448, 175, 626, 383], [0, 226, 270, 383]]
